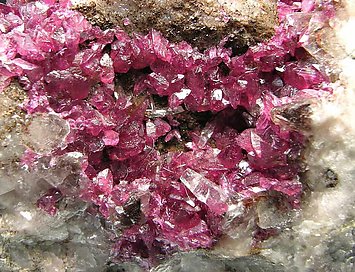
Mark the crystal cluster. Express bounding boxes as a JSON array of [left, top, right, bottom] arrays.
[[0, 0, 334, 268]]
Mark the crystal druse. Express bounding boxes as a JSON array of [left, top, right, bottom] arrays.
[[0, 0, 346, 271]]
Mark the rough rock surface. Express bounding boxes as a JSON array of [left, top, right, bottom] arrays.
[[151, 252, 285, 272], [73, 0, 277, 50]]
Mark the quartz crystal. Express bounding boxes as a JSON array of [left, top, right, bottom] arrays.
[[0, 0, 343, 271]]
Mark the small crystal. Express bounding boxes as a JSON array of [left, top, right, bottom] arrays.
[[180, 168, 228, 215], [37, 188, 63, 216], [102, 130, 120, 146]]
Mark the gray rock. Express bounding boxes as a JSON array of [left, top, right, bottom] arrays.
[[152, 252, 285, 272]]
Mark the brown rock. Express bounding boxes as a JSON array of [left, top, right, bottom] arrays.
[[74, 0, 278, 50], [0, 82, 26, 141]]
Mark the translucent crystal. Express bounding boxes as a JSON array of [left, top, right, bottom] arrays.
[[21, 114, 70, 154], [180, 168, 228, 215]]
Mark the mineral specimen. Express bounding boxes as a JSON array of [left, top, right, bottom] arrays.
[[0, 0, 345, 271]]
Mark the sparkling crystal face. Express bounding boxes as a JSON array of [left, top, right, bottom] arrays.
[[0, 0, 335, 268]]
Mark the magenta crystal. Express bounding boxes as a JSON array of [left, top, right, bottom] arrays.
[[103, 130, 120, 146], [146, 118, 171, 144], [37, 188, 63, 216]]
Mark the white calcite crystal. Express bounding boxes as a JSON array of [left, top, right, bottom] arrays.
[[151, 252, 285, 272]]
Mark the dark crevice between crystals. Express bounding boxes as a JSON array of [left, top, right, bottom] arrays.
[[120, 198, 142, 227], [215, 107, 255, 132], [168, 110, 211, 138], [79, 38, 97, 50], [218, 62, 231, 76], [103, 44, 112, 55], [115, 67, 153, 94], [187, 111, 214, 128], [153, 110, 216, 153], [114, 72, 140, 95], [153, 105, 253, 154], [102, 148, 111, 164], [155, 137, 188, 154], [223, 38, 249, 57], [151, 94, 169, 108]]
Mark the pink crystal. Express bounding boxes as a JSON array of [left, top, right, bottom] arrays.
[[103, 130, 120, 146], [95, 168, 114, 193], [146, 118, 171, 145], [165, 130, 182, 142], [110, 30, 133, 73], [45, 68, 91, 100], [302, 0, 316, 12], [37, 188, 63, 216], [109, 121, 146, 161]]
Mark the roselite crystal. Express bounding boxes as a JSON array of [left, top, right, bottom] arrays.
[[0, 0, 335, 269]]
